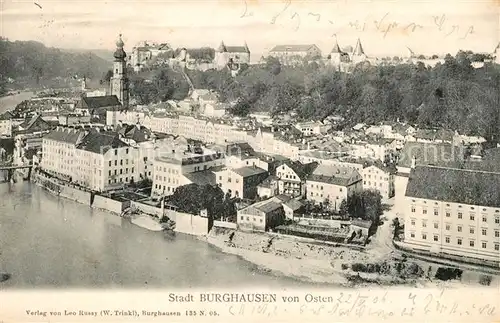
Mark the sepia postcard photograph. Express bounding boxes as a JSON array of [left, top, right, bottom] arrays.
[[0, 0, 499, 321]]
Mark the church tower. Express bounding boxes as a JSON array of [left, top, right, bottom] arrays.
[[111, 34, 129, 109]]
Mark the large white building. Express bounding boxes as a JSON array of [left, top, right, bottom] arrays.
[[151, 145, 225, 197], [41, 127, 136, 191], [404, 166, 500, 265], [306, 164, 363, 210]]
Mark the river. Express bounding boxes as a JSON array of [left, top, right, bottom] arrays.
[[0, 182, 320, 289], [0, 91, 35, 114]]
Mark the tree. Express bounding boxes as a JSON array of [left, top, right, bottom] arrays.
[[263, 56, 282, 75], [168, 183, 225, 217], [102, 69, 113, 84], [342, 189, 383, 223]]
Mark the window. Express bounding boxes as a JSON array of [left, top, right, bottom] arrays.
[[482, 229, 487, 236], [446, 211, 451, 217], [445, 224, 450, 230], [114, 160, 117, 166], [422, 234, 427, 240], [445, 237, 450, 243], [433, 235, 439, 242], [482, 216, 487, 223], [457, 226, 462, 232], [108, 170, 111, 176], [458, 212, 463, 219], [240, 216, 243, 220], [114, 149, 117, 156], [411, 219, 415, 226], [109, 161, 112, 167], [422, 208, 427, 215], [470, 214, 475, 221], [495, 217, 499, 224], [457, 238, 462, 245], [235, 179, 239, 183], [422, 221, 427, 228], [482, 242, 487, 249], [411, 206, 416, 213], [246, 217, 249, 221], [495, 230, 499, 238], [410, 232, 415, 238], [126, 148, 129, 154], [495, 244, 499, 251], [434, 209, 439, 216], [469, 240, 475, 247], [120, 160, 123, 166], [470, 227, 475, 234], [434, 223, 439, 229]]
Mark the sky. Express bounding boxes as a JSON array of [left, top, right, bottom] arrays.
[[1, 0, 499, 59]]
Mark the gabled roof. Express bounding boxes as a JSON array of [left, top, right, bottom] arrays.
[[77, 95, 122, 110], [353, 38, 365, 56], [270, 44, 319, 52], [405, 166, 500, 208], [283, 199, 304, 211], [398, 142, 465, 169], [116, 123, 152, 143], [44, 128, 86, 144], [76, 131, 128, 154], [183, 170, 216, 186], [331, 39, 343, 54], [226, 142, 255, 157], [225, 45, 250, 53], [308, 164, 362, 186], [231, 166, 267, 178], [18, 114, 51, 131], [282, 161, 319, 180], [362, 159, 397, 174]]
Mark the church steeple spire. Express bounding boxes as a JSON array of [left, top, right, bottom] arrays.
[[111, 33, 129, 109]]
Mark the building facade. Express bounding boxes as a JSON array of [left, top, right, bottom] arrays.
[[151, 147, 225, 197], [404, 166, 500, 264], [306, 165, 363, 210], [362, 164, 396, 200]]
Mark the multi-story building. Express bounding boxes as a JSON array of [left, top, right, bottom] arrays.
[[74, 130, 135, 191], [41, 127, 87, 181], [130, 41, 173, 72], [216, 165, 269, 199], [151, 146, 225, 197], [214, 41, 250, 70], [404, 165, 500, 264], [237, 197, 286, 232], [362, 162, 396, 200], [41, 127, 135, 191], [268, 44, 322, 65], [276, 161, 318, 197], [306, 164, 363, 210], [0, 111, 23, 137]]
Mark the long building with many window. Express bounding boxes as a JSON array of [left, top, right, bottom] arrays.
[[403, 165, 500, 265]]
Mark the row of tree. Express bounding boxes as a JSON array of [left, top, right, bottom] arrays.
[[184, 52, 499, 143]]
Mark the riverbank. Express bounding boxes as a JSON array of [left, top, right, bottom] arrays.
[[201, 228, 500, 288]]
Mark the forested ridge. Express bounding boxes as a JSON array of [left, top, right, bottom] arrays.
[[130, 52, 500, 142], [0, 38, 111, 89]]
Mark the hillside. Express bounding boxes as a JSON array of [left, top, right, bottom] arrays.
[[0, 38, 111, 89]]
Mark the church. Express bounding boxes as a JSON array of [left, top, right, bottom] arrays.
[[77, 34, 129, 123]]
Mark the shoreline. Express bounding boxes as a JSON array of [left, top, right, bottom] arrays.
[[18, 174, 500, 288], [200, 234, 350, 286], [198, 230, 500, 289]]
